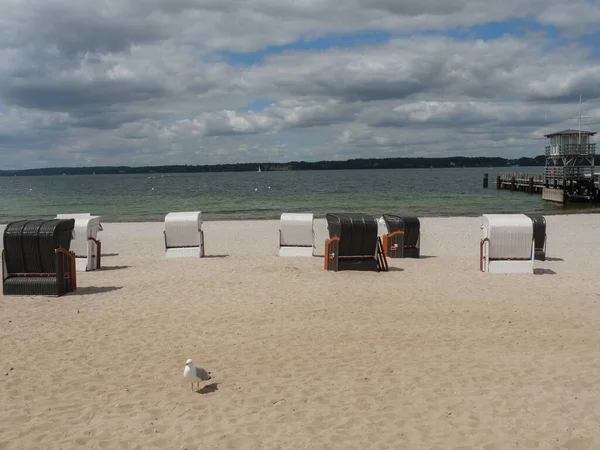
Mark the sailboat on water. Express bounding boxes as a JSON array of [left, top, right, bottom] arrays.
[[257, 165, 261, 173]]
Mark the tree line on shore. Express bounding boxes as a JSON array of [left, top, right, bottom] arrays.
[[4, 154, 595, 176]]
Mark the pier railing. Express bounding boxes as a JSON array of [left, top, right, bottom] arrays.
[[544, 166, 595, 180], [495, 172, 544, 193], [498, 172, 543, 184], [545, 143, 596, 157]]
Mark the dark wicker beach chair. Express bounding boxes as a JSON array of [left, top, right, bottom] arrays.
[[525, 213, 546, 261], [324, 213, 388, 272], [381, 214, 420, 258], [2, 219, 77, 296]]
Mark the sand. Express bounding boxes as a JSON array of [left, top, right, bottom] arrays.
[[1, 215, 599, 450]]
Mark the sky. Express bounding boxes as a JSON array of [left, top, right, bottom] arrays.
[[1, 0, 599, 169]]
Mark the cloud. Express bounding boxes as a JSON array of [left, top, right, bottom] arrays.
[[0, 0, 599, 169], [240, 36, 600, 102], [538, 3, 600, 31], [367, 101, 592, 129]]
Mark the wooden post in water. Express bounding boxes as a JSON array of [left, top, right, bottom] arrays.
[[483, 173, 488, 188], [529, 177, 534, 193], [496, 175, 501, 189], [511, 176, 516, 191]]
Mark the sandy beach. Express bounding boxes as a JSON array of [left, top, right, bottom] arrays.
[[1, 215, 599, 449]]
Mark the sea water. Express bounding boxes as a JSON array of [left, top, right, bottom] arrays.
[[1, 167, 597, 223]]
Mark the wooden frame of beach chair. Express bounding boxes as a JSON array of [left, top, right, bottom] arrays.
[[324, 213, 388, 272], [525, 213, 547, 261], [381, 214, 421, 258], [278, 213, 315, 257], [2, 219, 77, 296], [56, 213, 102, 271], [164, 212, 204, 258], [480, 214, 534, 274]]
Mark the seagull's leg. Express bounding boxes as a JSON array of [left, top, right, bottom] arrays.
[[191, 383, 193, 391]]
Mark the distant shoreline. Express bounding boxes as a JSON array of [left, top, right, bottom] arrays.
[[0, 155, 560, 176]]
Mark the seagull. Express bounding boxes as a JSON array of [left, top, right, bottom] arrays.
[[183, 359, 212, 391]]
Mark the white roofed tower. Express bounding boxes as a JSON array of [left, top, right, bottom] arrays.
[[544, 128, 597, 201]]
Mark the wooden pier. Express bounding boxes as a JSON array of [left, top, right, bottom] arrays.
[[492, 172, 545, 194], [484, 128, 598, 204], [483, 171, 599, 203]]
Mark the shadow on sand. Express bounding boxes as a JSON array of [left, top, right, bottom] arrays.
[[99, 265, 130, 271], [197, 383, 219, 394], [534, 268, 556, 275], [74, 286, 123, 295]]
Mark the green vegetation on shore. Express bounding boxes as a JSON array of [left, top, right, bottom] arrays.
[[3, 154, 585, 176]]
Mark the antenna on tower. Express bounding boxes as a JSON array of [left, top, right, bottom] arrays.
[[544, 111, 547, 137], [570, 95, 591, 144]]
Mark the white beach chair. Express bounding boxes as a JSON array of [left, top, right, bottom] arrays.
[[164, 212, 204, 258], [56, 213, 102, 271], [278, 213, 315, 257], [480, 214, 534, 274], [376, 216, 388, 239]]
